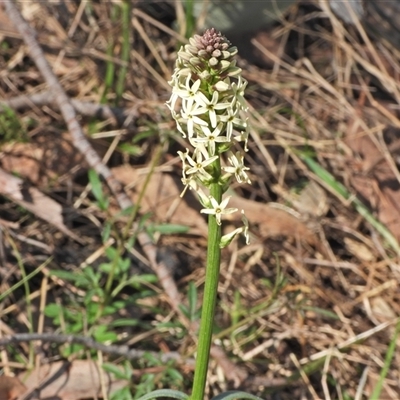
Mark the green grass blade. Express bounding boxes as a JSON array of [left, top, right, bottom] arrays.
[[301, 154, 400, 253], [136, 389, 189, 400], [369, 318, 400, 400], [212, 391, 263, 400], [101, 3, 119, 104], [115, 0, 131, 103]]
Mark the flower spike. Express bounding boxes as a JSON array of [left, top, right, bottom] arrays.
[[167, 28, 251, 240]]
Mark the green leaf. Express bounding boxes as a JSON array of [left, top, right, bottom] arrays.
[[111, 386, 133, 400], [93, 325, 118, 343], [187, 281, 198, 322], [156, 321, 184, 330], [132, 129, 157, 143], [103, 301, 127, 314], [143, 352, 160, 366], [88, 169, 105, 203], [49, 270, 80, 282], [105, 246, 118, 261], [120, 257, 130, 273], [83, 266, 100, 285], [44, 303, 62, 318], [110, 318, 140, 328], [135, 389, 189, 400], [301, 306, 340, 320], [147, 223, 190, 235], [99, 262, 113, 274], [212, 391, 263, 400], [62, 343, 84, 357], [102, 221, 112, 242], [69, 321, 83, 333], [119, 142, 142, 156], [102, 363, 128, 380], [166, 367, 183, 383]]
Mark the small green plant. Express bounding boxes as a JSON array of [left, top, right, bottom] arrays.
[[100, 0, 131, 104], [137, 28, 261, 400], [0, 105, 29, 143], [45, 245, 157, 358]]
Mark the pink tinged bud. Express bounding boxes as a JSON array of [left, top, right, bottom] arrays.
[[212, 49, 222, 58]]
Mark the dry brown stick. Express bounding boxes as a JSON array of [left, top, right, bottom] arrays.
[[0, 91, 135, 123], [0, 333, 194, 366], [3, 0, 182, 312]]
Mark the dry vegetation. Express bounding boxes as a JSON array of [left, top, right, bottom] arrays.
[[1, 1, 400, 399]]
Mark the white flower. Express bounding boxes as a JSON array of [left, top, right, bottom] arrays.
[[180, 99, 208, 138], [231, 76, 248, 112], [172, 75, 201, 104], [200, 196, 238, 226], [223, 151, 251, 184], [217, 106, 243, 141], [241, 210, 250, 244], [233, 126, 249, 152], [195, 91, 231, 128], [178, 149, 189, 178], [185, 147, 218, 180], [192, 123, 229, 156], [220, 210, 250, 248]]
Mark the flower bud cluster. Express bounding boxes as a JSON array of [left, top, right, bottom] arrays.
[[167, 28, 250, 247]]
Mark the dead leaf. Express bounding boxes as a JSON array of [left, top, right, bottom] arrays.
[[295, 181, 329, 217], [1, 142, 43, 185], [371, 297, 396, 322], [228, 196, 322, 250], [345, 116, 400, 242], [112, 165, 208, 237], [0, 6, 19, 37], [18, 360, 127, 400], [0, 376, 26, 400], [272, 181, 329, 218], [1, 133, 84, 186], [344, 237, 375, 262], [0, 167, 82, 243]]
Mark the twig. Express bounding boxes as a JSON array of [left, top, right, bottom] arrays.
[[0, 333, 194, 367], [0, 91, 138, 125]]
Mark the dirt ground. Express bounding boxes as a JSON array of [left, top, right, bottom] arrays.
[[1, 1, 400, 399]]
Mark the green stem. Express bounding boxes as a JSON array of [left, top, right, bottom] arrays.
[[184, 0, 195, 39], [101, 3, 119, 104], [115, 0, 131, 104], [369, 318, 400, 400], [191, 176, 223, 399]]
